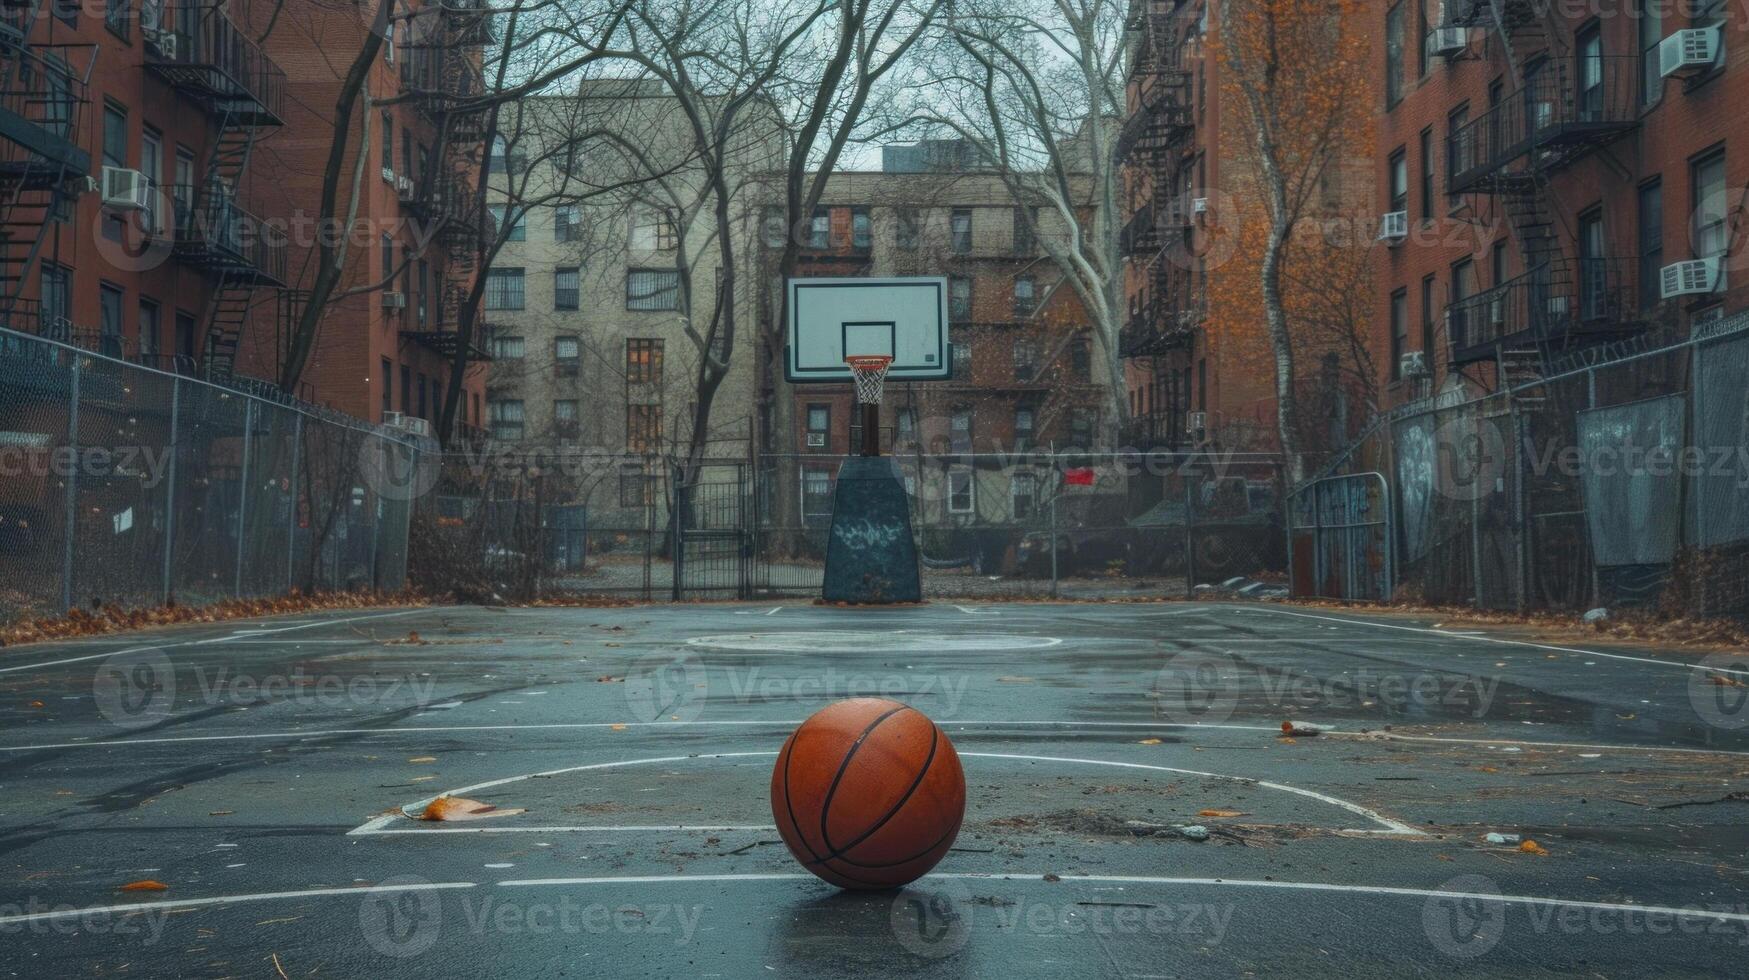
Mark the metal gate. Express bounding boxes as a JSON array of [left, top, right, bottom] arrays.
[[1289, 472, 1393, 600], [672, 462, 751, 599]]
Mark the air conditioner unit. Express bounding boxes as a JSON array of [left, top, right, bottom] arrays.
[[1427, 26, 1468, 58], [101, 167, 150, 211], [381, 291, 407, 309], [397, 175, 414, 194], [1377, 210, 1408, 244], [399, 416, 432, 438], [1660, 27, 1722, 79], [1399, 350, 1429, 379], [1186, 410, 1208, 433], [1660, 256, 1724, 299], [1191, 197, 1209, 215], [805, 432, 826, 448], [144, 28, 176, 58], [383, 411, 406, 427], [381, 167, 395, 184]]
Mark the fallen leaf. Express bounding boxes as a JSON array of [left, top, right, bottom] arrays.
[[610, 723, 628, 731], [421, 796, 526, 822], [1137, 738, 1163, 745], [209, 810, 234, 816], [119, 880, 169, 892], [1042, 873, 1061, 883], [1477, 766, 1500, 773], [1518, 840, 1549, 856], [1197, 809, 1247, 818], [28, 700, 45, 708], [1708, 674, 1747, 688], [407, 756, 437, 764]]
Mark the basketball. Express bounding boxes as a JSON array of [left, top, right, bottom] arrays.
[[770, 698, 966, 889]]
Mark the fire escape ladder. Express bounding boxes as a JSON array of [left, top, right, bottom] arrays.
[[198, 106, 271, 383]]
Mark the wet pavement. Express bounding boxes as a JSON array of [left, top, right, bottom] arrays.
[[1, 601, 1746, 977]]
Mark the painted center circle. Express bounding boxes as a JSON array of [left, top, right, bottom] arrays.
[[686, 631, 1062, 652]]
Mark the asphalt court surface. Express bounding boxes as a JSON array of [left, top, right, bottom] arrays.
[[2, 601, 1747, 977]]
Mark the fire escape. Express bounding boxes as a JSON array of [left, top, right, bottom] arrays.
[[1117, 0, 1196, 446], [0, 5, 94, 335], [144, 1, 288, 383], [400, 0, 495, 366], [1441, 0, 1643, 385]]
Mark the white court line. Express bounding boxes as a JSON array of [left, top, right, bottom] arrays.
[[11, 873, 1744, 932], [0, 880, 477, 929], [355, 750, 1422, 837], [1250, 607, 1749, 679], [0, 608, 426, 675], [354, 821, 778, 836]]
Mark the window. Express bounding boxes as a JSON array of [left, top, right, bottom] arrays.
[[1579, 207, 1606, 320], [625, 269, 678, 311], [1446, 104, 1469, 204], [895, 208, 920, 250], [401, 364, 412, 414], [485, 268, 524, 310], [633, 209, 677, 251], [554, 267, 580, 310], [489, 136, 524, 174], [895, 408, 916, 445], [489, 400, 525, 441], [1013, 276, 1036, 316], [802, 468, 835, 519], [626, 405, 662, 452], [950, 407, 972, 453], [948, 276, 972, 320], [490, 206, 526, 242], [1450, 257, 1475, 344], [139, 128, 161, 233], [1069, 409, 1095, 449], [381, 358, 393, 417], [1013, 338, 1038, 381], [626, 338, 663, 382], [1011, 472, 1038, 519], [105, 0, 127, 38], [805, 404, 830, 449], [554, 205, 580, 242], [619, 465, 655, 507], [1576, 24, 1604, 122], [137, 299, 158, 361], [490, 335, 525, 360], [807, 208, 830, 249], [948, 468, 974, 514], [403, 129, 415, 183], [1638, 180, 1663, 311], [1692, 150, 1727, 259], [1418, 129, 1434, 223], [851, 207, 872, 249], [1388, 149, 1408, 214], [1385, 3, 1404, 107], [555, 335, 580, 363], [1070, 335, 1091, 380], [951, 342, 972, 378], [416, 372, 427, 418], [1639, 0, 1663, 106], [760, 207, 787, 248], [1013, 207, 1038, 254], [381, 234, 395, 288], [1416, 0, 1430, 78], [1389, 288, 1408, 380], [1014, 406, 1035, 449], [1420, 275, 1437, 364], [416, 259, 429, 326], [173, 149, 193, 219], [553, 399, 579, 423], [381, 111, 393, 171], [950, 209, 973, 253]]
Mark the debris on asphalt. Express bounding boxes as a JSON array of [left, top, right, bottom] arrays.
[[1518, 840, 1549, 856], [1198, 809, 1247, 818], [1178, 825, 1211, 841], [118, 880, 169, 892], [1280, 721, 1326, 737], [1483, 832, 1521, 845], [420, 796, 526, 822]]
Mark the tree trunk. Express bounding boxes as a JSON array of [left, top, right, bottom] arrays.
[[1259, 219, 1302, 481]]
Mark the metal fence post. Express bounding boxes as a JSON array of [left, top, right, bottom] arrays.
[[161, 379, 180, 604], [287, 414, 302, 593], [1048, 476, 1059, 599], [234, 399, 254, 597], [1182, 459, 1196, 599], [61, 359, 81, 612]]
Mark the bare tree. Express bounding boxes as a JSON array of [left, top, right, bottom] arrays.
[[877, 0, 1131, 435]]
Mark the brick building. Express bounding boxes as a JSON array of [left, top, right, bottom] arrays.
[[760, 156, 1112, 526], [1373, 0, 1745, 407], [0, 1, 487, 433]]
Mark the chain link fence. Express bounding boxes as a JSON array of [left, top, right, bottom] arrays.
[[0, 327, 418, 627], [1312, 313, 1749, 616], [408, 447, 1289, 602]]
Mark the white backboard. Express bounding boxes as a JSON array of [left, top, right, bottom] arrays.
[[786, 277, 951, 383]]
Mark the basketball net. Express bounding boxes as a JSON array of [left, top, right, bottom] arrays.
[[846, 355, 893, 405]]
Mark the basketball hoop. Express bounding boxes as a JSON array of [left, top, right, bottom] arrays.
[[846, 354, 893, 405]]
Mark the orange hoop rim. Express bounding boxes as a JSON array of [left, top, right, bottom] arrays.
[[844, 354, 894, 372]]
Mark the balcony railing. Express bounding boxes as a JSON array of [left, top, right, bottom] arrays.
[[1120, 203, 1160, 255], [143, 1, 287, 125], [1120, 298, 1199, 357], [169, 183, 287, 286], [1116, 79, 1193, 162], [1447, 55, 1639, 194], [1446, 257, 1641, 363], [0, 42, 93, 189]]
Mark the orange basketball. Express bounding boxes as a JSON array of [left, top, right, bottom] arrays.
[[770, 698, 966, 890]]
